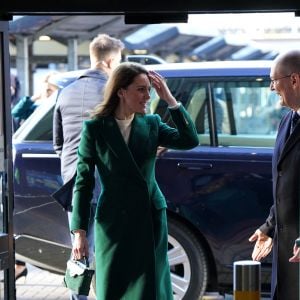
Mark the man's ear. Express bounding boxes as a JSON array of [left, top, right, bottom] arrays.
[[106, 58, 113, 69], [291, 73, 300, 88]]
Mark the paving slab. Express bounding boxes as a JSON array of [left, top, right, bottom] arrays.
[[14, 264, 270, 300]]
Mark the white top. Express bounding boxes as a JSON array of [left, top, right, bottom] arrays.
[[115, 114, 134, 144], [114, 103, 180, 144]]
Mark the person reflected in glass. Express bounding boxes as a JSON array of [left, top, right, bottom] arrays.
[[12, 72, 59, 130]]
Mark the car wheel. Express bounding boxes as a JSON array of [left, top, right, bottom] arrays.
[[168, 217, 208, 300]]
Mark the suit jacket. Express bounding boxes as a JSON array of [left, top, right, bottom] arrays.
[[70, 105, 198, 299], [260, 109, 300, 300]]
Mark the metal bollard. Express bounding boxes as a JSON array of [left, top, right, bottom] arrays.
[[233, 260, 261, 300]]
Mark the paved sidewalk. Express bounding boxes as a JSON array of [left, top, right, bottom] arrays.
[[16, 264, 96, 300], [14, 264, 268, 300]]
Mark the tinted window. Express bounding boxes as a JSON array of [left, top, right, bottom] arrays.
[[25, 108, 54, 141], [19, 72, 288, 148], [150, 76, 287, 147]]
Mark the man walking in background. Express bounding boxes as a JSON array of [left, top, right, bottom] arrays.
[[52, 33, 124, 299]]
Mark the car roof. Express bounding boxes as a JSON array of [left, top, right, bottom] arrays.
[[50, 60, 272, 90], [144, 60, 272, 77], [126, 54, 167, 64]]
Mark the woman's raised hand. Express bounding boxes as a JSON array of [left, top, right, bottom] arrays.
[[148, 70, 177, 107]]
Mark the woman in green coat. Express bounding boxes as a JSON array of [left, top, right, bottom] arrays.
[[70, 62, 198, 300]]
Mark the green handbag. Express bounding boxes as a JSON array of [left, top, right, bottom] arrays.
[[63, 257, 95, 296]]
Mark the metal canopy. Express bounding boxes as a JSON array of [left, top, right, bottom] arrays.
[[190, 36, 227, 58], [9, 15, 278, 61], [123, 24, 215, 57], [9, 15, 144, 45], [8, 15, 279, 96], [123, 24, 179, 50], [230, 46, 265, 60], [8, 15, 145, 95], [189, 36, 251, 60]]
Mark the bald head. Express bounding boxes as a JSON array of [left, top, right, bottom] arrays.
[[270, 50, 300, 111], [273, 50, 300, 75]]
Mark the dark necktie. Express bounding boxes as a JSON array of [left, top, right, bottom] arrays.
[[291, 111, 300, 134]]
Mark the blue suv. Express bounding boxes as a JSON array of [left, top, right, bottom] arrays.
[[12, 61, 284, 299]]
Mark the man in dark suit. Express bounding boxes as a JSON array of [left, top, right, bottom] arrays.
[[53, 33, 124, 300], [249, 50, 300, 300]]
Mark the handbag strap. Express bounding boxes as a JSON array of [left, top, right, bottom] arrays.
[[83, 256, 89, 268]]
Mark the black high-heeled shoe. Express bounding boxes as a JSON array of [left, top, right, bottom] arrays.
[[0, 267, 28, 282], [15, 267, 28, 281]]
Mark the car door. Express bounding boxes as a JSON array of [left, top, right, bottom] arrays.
[[12, 97, 71, 273], [152, 73, 279, 289]]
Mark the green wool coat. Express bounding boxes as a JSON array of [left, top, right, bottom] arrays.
[[71, 105, 198, 300]]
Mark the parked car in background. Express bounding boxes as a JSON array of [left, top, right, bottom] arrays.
[[12, 61, 286, 299], [126, 54, 166, 64]]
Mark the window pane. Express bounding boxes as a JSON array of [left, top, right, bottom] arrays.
[[212, 78, 286, 147]]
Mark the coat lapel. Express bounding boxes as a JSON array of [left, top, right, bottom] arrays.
[[278, 110, 300, 165], [128, 115, 150, 167], [274, 111, 291, 164], [99, 115, 149, 181]]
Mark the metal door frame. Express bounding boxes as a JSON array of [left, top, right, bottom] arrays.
[[0, 18, 16, 300]]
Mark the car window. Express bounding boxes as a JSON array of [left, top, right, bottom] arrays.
[[150, 76, 286, 147], [15, 69, 287, 148], [13, 95, 56, 142], [25, 108, 54, 141]]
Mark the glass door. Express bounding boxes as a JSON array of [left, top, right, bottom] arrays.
[[0, 19, 16, 299]]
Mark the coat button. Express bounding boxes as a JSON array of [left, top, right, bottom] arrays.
[[278, 171, 283, 177]]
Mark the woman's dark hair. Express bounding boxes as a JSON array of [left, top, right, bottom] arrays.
[[92, 62, 149, 117]]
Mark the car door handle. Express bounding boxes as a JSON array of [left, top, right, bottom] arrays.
[[22, 153, 59, 158], [177, 162, 213, 170]]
